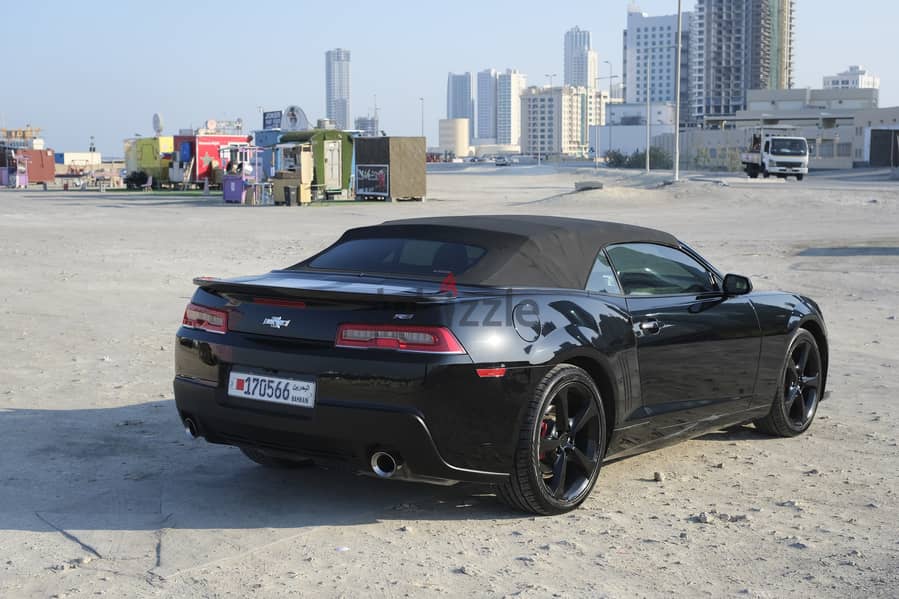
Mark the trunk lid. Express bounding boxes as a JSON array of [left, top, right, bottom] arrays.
[[196, 271, 479, 343]]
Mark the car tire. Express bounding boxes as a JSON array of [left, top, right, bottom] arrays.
[[797, 174, 804, 181], [754, 329, 822, 437], [498, 364, 606, 515], [240, 447, 314, 468], [763, 169, 770, 178]]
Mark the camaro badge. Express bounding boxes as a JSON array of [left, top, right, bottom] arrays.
[[263, 316, 291, 329]]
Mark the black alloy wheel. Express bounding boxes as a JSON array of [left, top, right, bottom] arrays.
[[755, 329, 822, 437], [499, 364, 606, 515]]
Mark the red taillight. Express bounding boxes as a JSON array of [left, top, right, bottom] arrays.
[[182, 303, 228, 334], [335, 324, 465, 354], [476, 367, 507, 378]]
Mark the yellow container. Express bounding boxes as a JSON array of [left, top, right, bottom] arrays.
[[124, 136, 173, 182]]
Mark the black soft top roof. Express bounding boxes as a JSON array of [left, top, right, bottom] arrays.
[[323, 215, 679, 289]]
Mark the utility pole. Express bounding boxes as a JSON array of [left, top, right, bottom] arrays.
[[673, 0, 683, 181]]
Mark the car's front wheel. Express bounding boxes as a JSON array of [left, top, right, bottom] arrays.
[[754, 329, 822, 437], [498, 364, 606, 515]]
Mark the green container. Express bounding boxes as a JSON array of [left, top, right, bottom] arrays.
[[279, 130, 353, 192]]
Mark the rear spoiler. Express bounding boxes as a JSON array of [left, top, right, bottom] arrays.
[[192, 275, 457, 304]]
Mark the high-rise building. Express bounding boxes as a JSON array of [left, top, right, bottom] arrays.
[[477, 69, 498, 141], [496, 69, 527, 146], [521, 85, 595, 158], [564, 27, 599, 89], [354, 115, 379, 137], [325, 48, 351, 129], [823, 66, 880, 90], [690, 0, 794, 120], [446, 72, 474, 138], [622, 5, 692, 121]]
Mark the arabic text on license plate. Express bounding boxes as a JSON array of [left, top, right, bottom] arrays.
[[228, 372, 315, 408]]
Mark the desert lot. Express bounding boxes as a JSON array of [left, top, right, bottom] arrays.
[[1, 167, 897, 598]]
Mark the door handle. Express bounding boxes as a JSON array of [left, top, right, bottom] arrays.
[[638, 319, 661, 335]]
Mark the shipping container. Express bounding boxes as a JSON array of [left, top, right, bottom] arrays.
[[124, 136, 174, 182], [172, 134, 251, 182], [279, 130, 354, 194], [354, 137, 426, 201], [1, 147, 56, 184]]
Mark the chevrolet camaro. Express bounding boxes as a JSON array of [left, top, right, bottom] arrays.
[[173, 215, 828, 514]]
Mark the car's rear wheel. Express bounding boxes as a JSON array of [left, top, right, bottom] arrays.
[[754, 329, 822, 437], [240, 447, 314, 468], [498, 364, 606, 515]]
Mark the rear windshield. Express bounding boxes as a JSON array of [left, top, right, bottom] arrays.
[[304, 238, 487, 277]]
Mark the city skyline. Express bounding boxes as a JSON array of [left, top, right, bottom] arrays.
[[2, 0, 896, 153]]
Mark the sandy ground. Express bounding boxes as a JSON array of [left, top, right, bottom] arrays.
[[0, 167, 897, 598]]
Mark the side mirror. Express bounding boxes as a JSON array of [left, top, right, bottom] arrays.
[[723, 273, 753, 296]]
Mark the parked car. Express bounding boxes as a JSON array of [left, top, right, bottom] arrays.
[[494, 156, 510, 166], [174, 216, 828, 514]]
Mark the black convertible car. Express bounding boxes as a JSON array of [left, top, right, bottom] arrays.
[[174, 215, 828, 514]]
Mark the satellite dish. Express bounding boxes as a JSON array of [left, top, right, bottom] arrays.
[[152, 113, 164, 135], [206, 119, 218, 131], [283, 105, 310, 131]]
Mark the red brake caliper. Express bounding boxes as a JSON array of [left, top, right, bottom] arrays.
[[539, 420, 549, 461]]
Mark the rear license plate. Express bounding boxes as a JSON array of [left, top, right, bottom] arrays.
[[228, 371, 315, 408]]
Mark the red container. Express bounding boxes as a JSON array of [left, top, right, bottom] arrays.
[[0, 147, 55, 184], [173, 135, 250, 182], [20, 149, 56, 183]]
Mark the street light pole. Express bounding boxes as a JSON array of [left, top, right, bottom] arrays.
[[673, 0, 683, 181], [419, 97, 424, 138], [603, 60, 616, 157], [646, 57, 651, 173], [592, 77, 601, 170]]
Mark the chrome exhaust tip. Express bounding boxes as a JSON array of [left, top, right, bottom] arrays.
[[370, 451, 399, 478], [184, 418, 199, 439]]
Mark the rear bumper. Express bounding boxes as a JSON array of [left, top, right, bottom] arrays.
[[174, 376, 509, 484], [172, 326, 541, 483]]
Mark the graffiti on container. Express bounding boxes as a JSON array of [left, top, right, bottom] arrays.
[[356, 164, 389, 196]]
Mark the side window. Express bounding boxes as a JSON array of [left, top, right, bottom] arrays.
[[605, 243, 717, 296], [585, 251, 622, 294]]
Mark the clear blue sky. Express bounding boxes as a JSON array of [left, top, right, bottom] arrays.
[[2, 0, 895, 155]]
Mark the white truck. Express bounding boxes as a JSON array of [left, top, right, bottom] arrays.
[[741, 128, 809, 180]]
